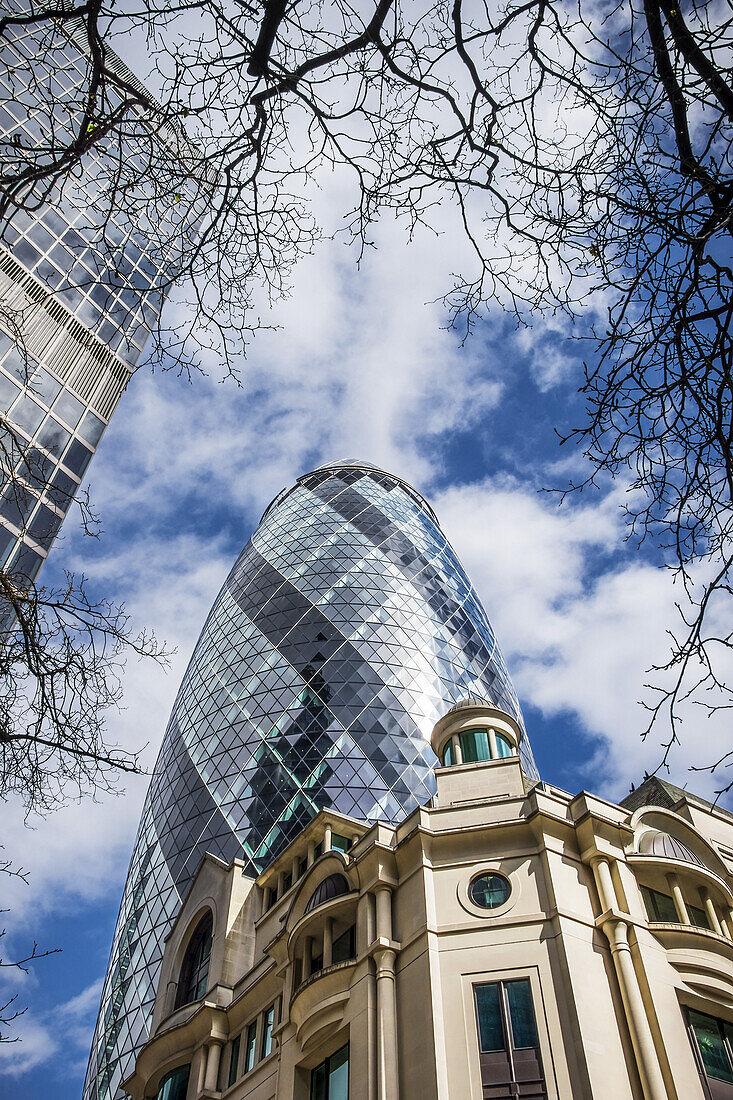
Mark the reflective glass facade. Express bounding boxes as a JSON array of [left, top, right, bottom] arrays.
[[0, 5, 199, 580], [84, 460, 536, 1100]]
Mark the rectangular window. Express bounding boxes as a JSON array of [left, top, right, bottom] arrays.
[[687, 1008, 733, 1094], [689, 903, 711, 930], [331, 833, 350, 854], [310, 1043, 349, 1100], [243, 1020, 257, 1074], [298, 856, 308, 879], [261, 1004, 275, 1059], [314, 841, 324, 860], [641, 885, 679, 923], [474, 979, 546, 1099], [332, 926, 356, 965], [227, 1035, 240, 1088]]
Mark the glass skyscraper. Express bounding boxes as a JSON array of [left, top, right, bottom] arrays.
[[0, 6, 198, 579], [84, 459, 537, 1100]]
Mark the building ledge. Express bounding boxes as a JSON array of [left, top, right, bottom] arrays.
[[292, 957, 358, 1003]]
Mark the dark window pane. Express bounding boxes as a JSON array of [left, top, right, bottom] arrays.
[[640, 886, 678, 923], [690, 1010, 733, 1083], [688, 903, 710, 930], [9, 540, 43, 582], [332, 925, 355, 965], [1, 483, 36, 528], [461, 727, 490, 763], [243, 1021, 257, 1073], [62, 437, 93, 477], [442, 740, 454, 766], [28, 503, 61, 550], [37, 416, 71, 459], [176, 912, 212, 1008], [475, 983, 505, 1052], [507, 979, 538, 1049], [47, 467, 78, 512], [13, 236, 41, 269], [310, 1061, 327, 1100], [227, 1035, 240, 1088], [0, 523, 15, 565], [331, 833, 350, 853], [78, 409, 105, 446], [18, 447, 53, 493], [261, 1005, 274, 1059], [156, 1064, 190, 1100], [469, 873, 511, 910]]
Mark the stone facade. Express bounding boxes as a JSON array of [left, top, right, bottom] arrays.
[[122, 701, 733, 1100]]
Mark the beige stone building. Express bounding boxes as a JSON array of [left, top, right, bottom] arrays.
[[122, 699, 733, 1100]]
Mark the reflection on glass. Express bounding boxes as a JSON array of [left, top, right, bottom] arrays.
[[690, 1010, 733, 1082], [507, 980, 538, 1049], [475, 983, 504, 1052]]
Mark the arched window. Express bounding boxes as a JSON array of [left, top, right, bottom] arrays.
[[495, 733, 514, 759], [305, 873, 350, 913], [176, 911, 213, 1008], [156, 1064, 190, 1100], [441, 728, 515, 765]]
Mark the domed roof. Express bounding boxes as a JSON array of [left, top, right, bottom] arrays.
[[639, 830, 705, 867], [446, 694, 494, 716]]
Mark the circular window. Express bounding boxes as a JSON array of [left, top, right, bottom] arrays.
[[469, 871, 511, 909]]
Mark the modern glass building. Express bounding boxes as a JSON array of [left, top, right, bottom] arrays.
[[84, 459, 537, 1100], [0, 5, 199, 580]]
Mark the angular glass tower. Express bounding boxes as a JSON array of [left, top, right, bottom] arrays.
[[84, 460, 536, 1100], [0, 6, 199, 580]]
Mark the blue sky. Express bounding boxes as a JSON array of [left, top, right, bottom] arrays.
[[0, 185, 726, 1099]]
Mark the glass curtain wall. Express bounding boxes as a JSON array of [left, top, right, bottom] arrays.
[[84, 460, 536, 1100]]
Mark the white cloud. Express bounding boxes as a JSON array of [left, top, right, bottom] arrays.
[[0, 980, 103, 1079], [436, 477, 731, 802]]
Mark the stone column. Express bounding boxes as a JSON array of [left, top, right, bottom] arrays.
[[375, 884, 393, 941], [278, 870, 286, 898], [324, 917, 333, 968], [165, 980, 178, 1016], [307, 839, 316, 866], [194, 1043, 208, 1096], [292, 854, 300, 883], [666, 873, 690, 924], [324, 823, 333, 852], [700, 888, 723, 935], [374, 947, 399, 1100], [204, 1040, 223, 1093], [487, 727, 498, 760], [450, 732, 462, 765], [607, 921, 668, 1100], [592, 854, 617, 912], [303, 935, 313, 980], [591, 858, 668, 1100]]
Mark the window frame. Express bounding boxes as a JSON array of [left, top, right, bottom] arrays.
[[227, 1034, 241, 1088], [686, 1007, 733, 1097], [310, 1041, 349, 1100], [467, 972, 547, 1100], [261, 1003, 276, 1060], [243, 1019, 258, 1075], [175, 911, 213, 1009]]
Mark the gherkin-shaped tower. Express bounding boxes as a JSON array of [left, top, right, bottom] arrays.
[[83, 460, 536, 1100]]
